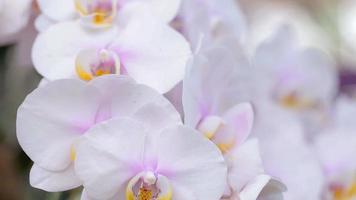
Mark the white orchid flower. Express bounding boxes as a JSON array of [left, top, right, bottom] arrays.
[[0, 0, 32, 40], [35, 0, 181, 31], [252, 26, 337, 112], [32, 7, 191, 94], [75, 117, 227, 200], [182, 45, 286, 199], [250, 26, 338, 134], [17, 75, 182, 192]]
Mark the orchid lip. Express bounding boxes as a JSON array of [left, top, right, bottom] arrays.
[[75, 48, 121, 81], [126, 172, 172, 200], [75, 0, 118, 27]]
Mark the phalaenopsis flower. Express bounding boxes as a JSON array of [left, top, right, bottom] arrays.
[[75, 117, 227, 200], [17, 75, 182, 191], [32, 5, 191, 93]]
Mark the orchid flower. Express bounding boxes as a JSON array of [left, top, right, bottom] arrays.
[[250, 26, 338, 134], [32, 6, 191, 93], [252, 26, 337, 112], [75, 117, 227, 200], [16, 75, 182, 192], [182, 45, 285, 199], [35, 0, 180, 31], [0, 0, 32, 40]]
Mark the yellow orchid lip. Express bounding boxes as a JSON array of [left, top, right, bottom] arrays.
[[126, 172, 173, 200], [74, 0, 117, 27]]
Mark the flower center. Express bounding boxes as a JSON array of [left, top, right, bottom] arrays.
[[75, 48, 120, 81], [126, 172, 172, 200], [74, 0, 117, 27], [332, 182, 356, 200]]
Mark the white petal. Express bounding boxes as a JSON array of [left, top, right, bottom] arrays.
[[213, 103, 254, 148], [314, 131, 356, 178], [143, 0, 181, 22], [110, 15, 191, 93], [37, 0, 76, 21], [75, 118, 146, 200], [30, 164, 81, 192], [34, 15, 55, 32], [17, 79, 102, 171], [154, 125, 227, 200], [257, 178, 286, 200], [239, 174, 285, 200], [258, 130, 324, 200], [180, 0, 245, 48], [132, 102, 182, 134], [227, 139, 264, 192], [32, 21, 117, 80], [90, 75, 179, 119], [0, 0, 32, 37]]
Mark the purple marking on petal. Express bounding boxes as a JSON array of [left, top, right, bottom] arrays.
[[199, 101, 211, 118], [72, 121, 94, 134], [144, 158, 158, 172], [109, 47, 136, 63], [129, 161, 144, 175]]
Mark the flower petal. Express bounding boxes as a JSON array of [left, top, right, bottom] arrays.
[[37, 0, 76, 21], [154, 125, 227, 200], [0, 0, 32, 37], [32, 21, 117, 80], [90, 75, 181, 122], [227, 139, 264, 192], [17, 79, 102, 171], [216, 103, 254, 148], [143, 0, 181, 22], [110, 14, 191, 93], [34, 15, 56, 32], [239, 174, 286, 200], [30, 164, 81, 192], [314, 131, 356, 178], [132, 102, 182, 134], [180, 0, 246, 48]]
